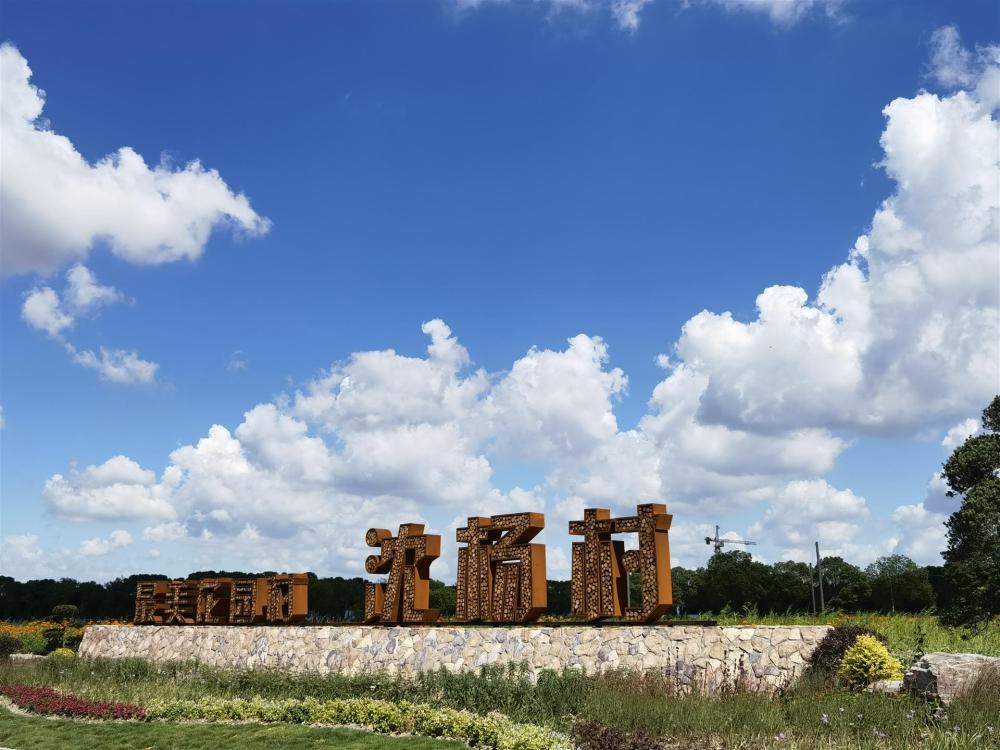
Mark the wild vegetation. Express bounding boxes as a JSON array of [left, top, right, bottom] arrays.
[[1, 655, 997, 749]]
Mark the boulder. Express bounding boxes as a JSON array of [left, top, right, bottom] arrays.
[[904, 652, 1000, 704], [866, 679, 902, 695]]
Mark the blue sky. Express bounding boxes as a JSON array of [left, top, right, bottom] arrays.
[[1, 0, 998, 582]]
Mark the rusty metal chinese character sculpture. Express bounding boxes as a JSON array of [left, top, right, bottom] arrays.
[[196, 578, 232, 624], [134, 574, 308, 625], [569, 503, 673, 623], [456, 512, 546, 623], [163, 580, 199, 624], [229, 577, 268, 624], [134, 581, 167, 624], [364, 524, 441, 624], [266, 573, 309, 623]]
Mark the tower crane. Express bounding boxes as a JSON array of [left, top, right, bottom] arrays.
[[705, 525, 757, 555]]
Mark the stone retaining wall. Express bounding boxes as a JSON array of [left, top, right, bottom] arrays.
[[80, 624, 830, 693]]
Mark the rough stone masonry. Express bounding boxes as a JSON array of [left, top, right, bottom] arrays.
[[80, 624, 830, 693]]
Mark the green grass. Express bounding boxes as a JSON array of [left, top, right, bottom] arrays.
[[579, 670, 1000, 749], [0, 707, 464, 750], [708, 612, 1000, 663], [3, 657, 999, 749]]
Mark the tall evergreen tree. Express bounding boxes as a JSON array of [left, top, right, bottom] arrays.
[[939, 396, 1000, 629]]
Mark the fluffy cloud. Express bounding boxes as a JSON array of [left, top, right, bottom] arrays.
[[20, 264, 158, 385], [34, 28, 997, 579], [0, 44, 269, 277], [611, 0, 654, 31], [454, 0, 843, 31], [660, 31, 999, 438], [941, 418, 980, 452], [748, 480, 871, 559], [44, 455, 177, 521], [79, 529, 133, 556], [70, 347, 158, 385], [706, 0, 843, 25], [891, 503, 948, 564], [21, 287, 73, 337]]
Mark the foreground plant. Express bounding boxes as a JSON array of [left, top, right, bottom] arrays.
[[0, 684, 145, 720], [144, 696, 571, 750], [837, 635, 904, 689]]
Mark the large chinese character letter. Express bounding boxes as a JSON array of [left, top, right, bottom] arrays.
[[456, 512, 546, 623], [162, 580, 199, 624], [266, 574, 309, 623], [364, 523, 441, 624], [134, 581, 167, 624], [569, 503, 672, 623]]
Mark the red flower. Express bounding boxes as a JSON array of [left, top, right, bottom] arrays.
[[0, 684, 145, 720]]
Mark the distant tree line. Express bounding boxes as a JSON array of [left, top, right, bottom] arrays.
[[0, 553, 942, 622]]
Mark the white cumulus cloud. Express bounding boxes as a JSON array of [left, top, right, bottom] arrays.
[[32, 27, 999, 579], [0, 44, 269, 277], [79, 529, 133, 556], [19, 264, 158, 385]]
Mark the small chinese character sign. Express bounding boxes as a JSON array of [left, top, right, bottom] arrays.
[[134, 574, 308, 625], [456, 512, 546, 623], [364, 524, 441, 624], [196, 578, 232, 624], [569, 503, 673, 623], [163, 580, 199, 624], [134, 581, 167, 624]]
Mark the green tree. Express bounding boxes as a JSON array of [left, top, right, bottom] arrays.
[[939, 395, 1000, 629], [428, 580, 456, 616], [767, 561, 812, 613], [669, 566, 700, 616], [865, 555, 934, 612], [820, 556, 871, 612], [691, 551, 771, 613]]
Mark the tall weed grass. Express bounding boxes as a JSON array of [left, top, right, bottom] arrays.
[[2, 657, 998, 748]]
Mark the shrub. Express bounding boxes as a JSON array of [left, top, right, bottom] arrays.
[[0, 635, 22, 659], [837, 634, 904, 689], [51, 604, 79, 622], [62, 628, 84, 651], [571, 721, 664, 750], [808, 624, 888, 675], [16, 631, 47, 655], [142, 696, 572, 749], [49, 647, 76, 659], [0, 685, 145, 720], [40, 626, 64, 654]]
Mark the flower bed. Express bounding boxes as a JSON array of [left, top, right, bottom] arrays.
[[0, 684, 567, 749], [0, 684, 146, 720], [145, 696, 571, 750]]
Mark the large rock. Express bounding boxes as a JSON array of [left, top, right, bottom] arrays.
[[904, 652, 1000, 704]]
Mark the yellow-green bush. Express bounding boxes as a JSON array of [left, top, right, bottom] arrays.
[[837, 634, 903, 688], [142, 696, 572, 750], [48, 647, 76, 659]]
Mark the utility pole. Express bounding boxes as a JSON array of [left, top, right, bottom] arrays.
[[808, 563, 817, 615], [815, 542, 825, 612]]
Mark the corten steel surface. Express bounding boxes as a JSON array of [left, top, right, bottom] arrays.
[[569, 503, 673, 623], [196, 578, 232, 624], [266, 574, 309, 623], [163, 580, 199, 625], [229, 578, 268, 624], [134, 581, 167, 624], [456, 512, 547, 623], [134, 575, 308, 625], [364, 524, 441, 624]]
